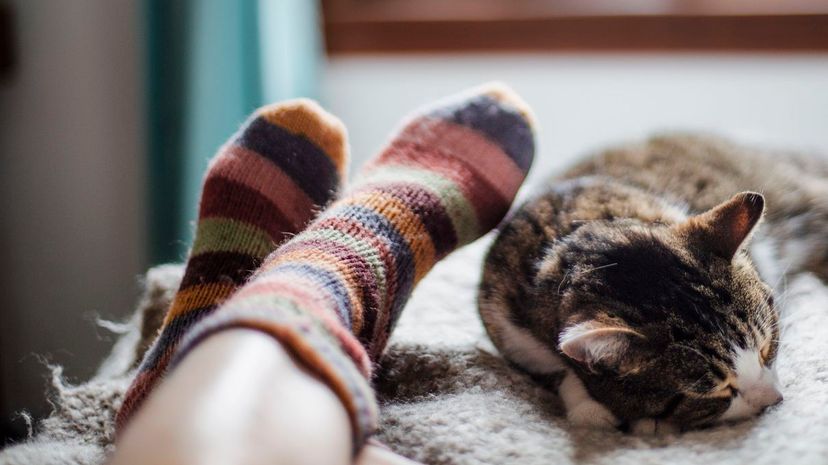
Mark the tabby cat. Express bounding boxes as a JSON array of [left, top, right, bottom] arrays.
[[479, 133, 828, 434]]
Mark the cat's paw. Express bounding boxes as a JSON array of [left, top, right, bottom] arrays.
[[630, 418, 680, 436], [567, 399, 620, 430]]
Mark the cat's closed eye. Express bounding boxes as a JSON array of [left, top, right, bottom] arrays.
[[717, 385, 738, 399], [703, 380, 736, 399]]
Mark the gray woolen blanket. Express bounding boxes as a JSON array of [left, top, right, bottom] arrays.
[[3, 141, 828, 465], [3, 244, 828, 465]]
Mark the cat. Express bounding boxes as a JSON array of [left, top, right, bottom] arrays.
[[478, 133, 828, 434]]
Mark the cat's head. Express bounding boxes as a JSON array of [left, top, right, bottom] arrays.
[[538, 192, 782, 429]]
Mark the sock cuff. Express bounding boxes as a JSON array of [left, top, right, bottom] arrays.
[[170, 301, 379, 454]]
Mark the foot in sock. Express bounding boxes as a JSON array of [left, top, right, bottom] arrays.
[[164, 83, 536, 452], [116, 99, 350, 428]]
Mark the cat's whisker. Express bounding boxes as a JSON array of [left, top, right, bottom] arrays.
[[577, 263, 619, 276], [683, 370, 713, 393], [557, 271, 571, 296], [675, 343, 711, 365], [770, 262, 793, 294]]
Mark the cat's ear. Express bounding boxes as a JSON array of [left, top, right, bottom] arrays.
[[558, 321, 645, 373], [678, 192, 765, 260]]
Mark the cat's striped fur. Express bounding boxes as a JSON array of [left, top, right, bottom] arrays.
[[479, 133, 827, 433]]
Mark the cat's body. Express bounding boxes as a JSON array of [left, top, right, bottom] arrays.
[[562, 134, 828, 286], [479, 134, 828, 433]]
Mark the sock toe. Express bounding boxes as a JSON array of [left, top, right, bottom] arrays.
[[475, 81, 537, 129], [255, 99, 350, 179], [231, 99, 350, 207], [365, 83, 536, 236], [423, 83, 536, 173]]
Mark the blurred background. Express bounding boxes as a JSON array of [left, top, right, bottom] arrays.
[[1, 0, 827, 444]]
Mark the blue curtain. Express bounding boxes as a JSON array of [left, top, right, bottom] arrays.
[[145, 0, 322, 264]]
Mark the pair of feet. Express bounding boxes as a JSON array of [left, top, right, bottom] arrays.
[[117, 83, 536, 453]]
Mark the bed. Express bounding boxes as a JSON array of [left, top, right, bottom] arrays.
[[3, 141, 828, 465]]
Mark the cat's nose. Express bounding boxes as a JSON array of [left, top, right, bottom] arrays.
[[749, 386, 783, 411], [769, 392, 783, 407]]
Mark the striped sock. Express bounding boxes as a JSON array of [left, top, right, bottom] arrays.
[[167, 83, 535, 452], [117, 99, 349, 428]]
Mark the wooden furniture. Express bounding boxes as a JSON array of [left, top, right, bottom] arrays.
[[322, 0, 828, 53]]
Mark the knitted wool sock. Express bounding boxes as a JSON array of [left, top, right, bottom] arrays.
[[168, 83, 535, 451], [117, 99, 349, 428]]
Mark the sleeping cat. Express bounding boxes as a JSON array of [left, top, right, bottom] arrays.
[[479, 133, 828, 434]]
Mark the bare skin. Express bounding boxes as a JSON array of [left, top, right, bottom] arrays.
[[110, 329, 419, 465]]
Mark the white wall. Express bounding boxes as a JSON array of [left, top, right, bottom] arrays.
[[0, 0, 145, 439], [323, 54, 828, 187]]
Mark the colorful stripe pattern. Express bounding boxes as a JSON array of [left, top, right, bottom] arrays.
[[116, 100, 349, 429], [170, 84, 536, 451]]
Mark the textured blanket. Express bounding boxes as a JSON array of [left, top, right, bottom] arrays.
[[4, 156, 828, 465], [3, 241, 828, 465]]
